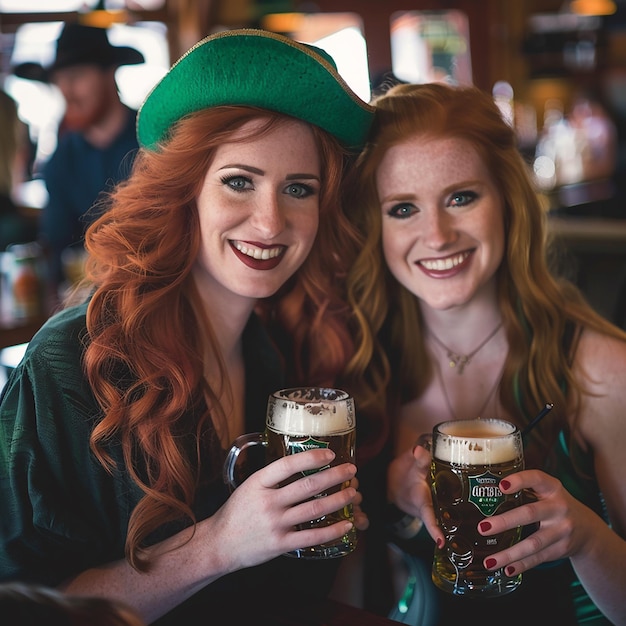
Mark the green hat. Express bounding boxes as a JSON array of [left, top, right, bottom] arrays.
[[137, 28, 374, 152]]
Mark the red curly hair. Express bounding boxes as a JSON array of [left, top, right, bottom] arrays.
[[82, 106, 370, 570]]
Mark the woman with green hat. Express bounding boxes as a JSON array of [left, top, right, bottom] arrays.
[[0, 29, 379, 624]]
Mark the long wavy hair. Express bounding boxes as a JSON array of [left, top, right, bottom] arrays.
[[82, 106, 369, 570], [345, 82, 626, 468]]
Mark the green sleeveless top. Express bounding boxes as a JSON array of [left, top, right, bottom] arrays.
[[523, 318, 610, 625], [551, 431, 609, 624], [512, 317, 610, 624], [387, 321, 612, 625]]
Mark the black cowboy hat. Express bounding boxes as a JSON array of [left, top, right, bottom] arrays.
[[12, 22, 144, 83]]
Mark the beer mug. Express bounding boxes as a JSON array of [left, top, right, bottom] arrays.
[[421, 418, 524, 597], [223, 387, 357, 559]]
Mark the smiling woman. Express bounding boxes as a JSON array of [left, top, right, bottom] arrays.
[[345, 81, 626, 625], [192, 116, 321, 302], [0, 28, 379, 626]]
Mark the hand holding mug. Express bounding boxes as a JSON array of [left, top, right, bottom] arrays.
[[419, 418, 525, 597], [390, 443, 440, 532], [215, 446, 357, 569], [223, 387, 357, 559]]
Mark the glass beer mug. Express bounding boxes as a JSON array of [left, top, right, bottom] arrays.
[[421, 418, 525, 597], [223, 387, 357, 559]]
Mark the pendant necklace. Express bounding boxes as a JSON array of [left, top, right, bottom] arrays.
[[436, 357, 505, 421], [428, 322, 503, 375]]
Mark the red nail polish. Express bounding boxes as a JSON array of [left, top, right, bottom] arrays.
[[485, 558, 497, 569], [436, 537, 444, 549], [506, 566, 516, 576], [479, 521, 492, 532], [500, 479, 511, 491]]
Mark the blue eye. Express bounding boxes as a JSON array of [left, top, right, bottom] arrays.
[[449, 190, 477, 207], [221, 175, 253, 192], [284, 183, 315, 198], [387, 203, 416, 219]]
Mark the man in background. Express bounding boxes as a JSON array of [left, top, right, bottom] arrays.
[[13, 22, 144, 300]]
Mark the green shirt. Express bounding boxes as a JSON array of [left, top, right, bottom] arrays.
[[0, 303, 340, 622]]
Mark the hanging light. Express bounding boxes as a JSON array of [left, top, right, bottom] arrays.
[[79, 10, 129, 28], [570, 0, 617, 16]]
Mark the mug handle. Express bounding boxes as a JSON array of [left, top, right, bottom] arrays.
[[414, 432, 433, 454], [223, 432, 265, 492]]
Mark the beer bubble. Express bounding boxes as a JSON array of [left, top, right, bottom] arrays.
[[435, 419, 521, 465], [268, 388, 354, 435]]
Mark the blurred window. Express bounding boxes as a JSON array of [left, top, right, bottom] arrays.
[[262, 12, 371, 103], [0, 0, 100, 10], [390, 10, 472, 86], [0, 0, 165, 10]]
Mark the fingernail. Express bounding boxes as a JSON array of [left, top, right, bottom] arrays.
[[506, 566, 516, 576], [479, 521, 492, 532], [436, 537, 444, 549], [500, 479, 511, 491], [485, 558, 497, 569]]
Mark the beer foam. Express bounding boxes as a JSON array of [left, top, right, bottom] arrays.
[[269, 389, 354, 435], [434, 419, 520, 465]]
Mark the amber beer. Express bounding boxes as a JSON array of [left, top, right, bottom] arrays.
[[224, 387, 357, 559], [429, 418, 524, 597]]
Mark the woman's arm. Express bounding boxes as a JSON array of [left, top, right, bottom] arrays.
[[387, 445, 443, 546], [480, 330, 626, 624], [62, 449, 357, 623], [480, 469, 626, 624]]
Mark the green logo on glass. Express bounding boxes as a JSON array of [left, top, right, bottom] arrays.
[[468, 471, 504, 516], [287, 437, 330, 476]]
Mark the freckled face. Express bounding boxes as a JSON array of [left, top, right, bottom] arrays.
[[376, 135, 505, 311], [193, 118, 321, 307]]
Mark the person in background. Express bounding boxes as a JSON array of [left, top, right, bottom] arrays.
[[0, 29, 377, 625], [12, 22, 144, 298], [345, 82, 626, 624], [0, 89, 37, 251], [0, 582, 146, 626]]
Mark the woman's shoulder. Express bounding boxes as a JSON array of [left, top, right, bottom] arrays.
[[574, 325, 626, 376], [25, 301, 89, 367], [1, 301, 96, 441], [571, 325, 626, 435]]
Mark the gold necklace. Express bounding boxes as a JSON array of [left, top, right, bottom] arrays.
[[435, 358, 505, 421], [428, 322, 503, 375]]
